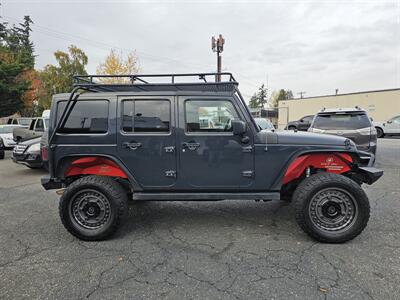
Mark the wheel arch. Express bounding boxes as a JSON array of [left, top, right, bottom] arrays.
[[272, 149, 355, 190], [56, 154, 143, 191]]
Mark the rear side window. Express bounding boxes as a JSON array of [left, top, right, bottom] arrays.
[[122, 100, 170, 133], [313, 113, 371, 130], [57, 100, 109, 134]]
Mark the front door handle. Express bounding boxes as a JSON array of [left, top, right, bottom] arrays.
[[182, 141, 200, 151], [123, 142, 142, 150]]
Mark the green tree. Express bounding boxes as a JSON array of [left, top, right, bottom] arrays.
[[248, 93, 259, 108], [38, 45, 88, 110], [257, 84, 268, 108], [0, 16, 34, 117], [269, 89, 294, 108]]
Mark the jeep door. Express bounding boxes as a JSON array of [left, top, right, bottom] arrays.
[[117, 97, 177, 188], [178, 97, 255, 189]]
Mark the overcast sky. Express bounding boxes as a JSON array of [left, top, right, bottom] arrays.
[[2, 0, 399, 100]]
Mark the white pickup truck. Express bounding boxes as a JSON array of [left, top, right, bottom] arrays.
[[13, 110, 50, 142], [374, 115, 400, 138]]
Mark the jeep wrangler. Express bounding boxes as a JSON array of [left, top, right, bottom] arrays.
[[42, 73, 383, 242]]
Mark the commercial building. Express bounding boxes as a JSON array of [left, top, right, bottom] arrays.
[[278, 88, 400, 129]]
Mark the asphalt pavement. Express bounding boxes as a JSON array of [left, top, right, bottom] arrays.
[[0, 138, 399, 299]]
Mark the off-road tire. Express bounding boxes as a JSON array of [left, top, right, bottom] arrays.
[[59, 175, 128, 241], [376, 127, 384, 138], [293, 173, 370, 243]]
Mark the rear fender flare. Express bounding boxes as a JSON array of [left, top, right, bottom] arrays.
[[57, 155, 143, 191]]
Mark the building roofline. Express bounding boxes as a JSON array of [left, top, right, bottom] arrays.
[[280, 88, 400, 101]]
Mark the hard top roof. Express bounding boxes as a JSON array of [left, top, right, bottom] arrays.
[[72, 72, 238, 93]]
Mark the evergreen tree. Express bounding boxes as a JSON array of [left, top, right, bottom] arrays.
[[248, 93, 259, 108], [257, 84, 268, 108]]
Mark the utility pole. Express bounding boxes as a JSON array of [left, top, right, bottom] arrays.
[[211, 34, 225, 82], [298, 91, 306, 99]]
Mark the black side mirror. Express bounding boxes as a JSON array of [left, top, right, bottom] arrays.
[[387, 120, 392, 124], [232, 120, 247, 135], [300, 119, 304, 122]]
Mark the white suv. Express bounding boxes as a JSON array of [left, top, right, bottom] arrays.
[[374, 115, 400, 138]]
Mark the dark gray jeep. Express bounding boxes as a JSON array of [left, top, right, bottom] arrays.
[[42, 73, 383, 242]]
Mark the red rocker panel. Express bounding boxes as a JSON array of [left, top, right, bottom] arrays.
[[283, 153, 352, 184], [65, 157, 128, 179]]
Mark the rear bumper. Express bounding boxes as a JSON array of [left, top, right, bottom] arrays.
[[358, 166, 383, 184], [41, 175, 62, 190]]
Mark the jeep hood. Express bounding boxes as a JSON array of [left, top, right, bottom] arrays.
[[277, 131, 349, 145], [257, 130, 350, 146]]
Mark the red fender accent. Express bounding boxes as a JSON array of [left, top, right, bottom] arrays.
[[283, 153, 352, 184], [65, 157, 128, 179]]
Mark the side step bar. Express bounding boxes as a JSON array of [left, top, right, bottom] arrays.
[[131, 192, 280, 201]]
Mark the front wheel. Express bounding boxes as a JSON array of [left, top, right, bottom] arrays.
[[59, 175, 128, 241], [293, 173, 370, 243]]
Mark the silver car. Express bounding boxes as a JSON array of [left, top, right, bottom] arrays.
[[308, 107, 377, 155]]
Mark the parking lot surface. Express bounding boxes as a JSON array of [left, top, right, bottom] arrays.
[[1, 138, 399, 299]]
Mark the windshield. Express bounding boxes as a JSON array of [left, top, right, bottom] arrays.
[[0, 125, 20, 133], [312, 113, 371, 130], [254, 118, 274, 130]]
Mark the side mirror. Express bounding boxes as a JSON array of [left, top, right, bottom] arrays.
[[300, 119, 304, 122], [232, 120, 247, 135], [387, 120, 392, 124]]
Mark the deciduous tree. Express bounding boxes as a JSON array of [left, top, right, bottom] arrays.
[[96, 49, 139, 83]]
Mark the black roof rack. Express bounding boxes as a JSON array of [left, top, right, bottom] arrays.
[[73, 72, 238, 93]]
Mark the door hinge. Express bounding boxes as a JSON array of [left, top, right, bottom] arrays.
[[242, 146, 253, 153], [164, 146, 175, 153], [242, 170, 254, 178], [165, 170, 176, 178]]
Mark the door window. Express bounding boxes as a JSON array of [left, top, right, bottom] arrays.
[[122, 100, 170, 133], [185, 100, 239, 133], [35, 119, 44, 132]]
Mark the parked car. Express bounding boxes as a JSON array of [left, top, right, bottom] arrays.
[[0, 124, 24, 149], [12, 136, 43, 168], [254, 118, 275, 131], [308, 107, 377, 155], [373, 115, 400, 138], [42, 72, 382, 243], [13, 110, 50, 143], [7, 117, 32, 126], [0, 137, 4, 159], [285, 115, 314, 131]]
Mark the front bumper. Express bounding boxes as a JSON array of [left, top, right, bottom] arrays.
[[358, 167, 383, 184], [12, 152, 42, 168]]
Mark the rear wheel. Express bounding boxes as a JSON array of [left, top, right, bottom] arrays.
[[293, 173, 370, 243], [59, 175, 128, 241], [288, 126, 296, 131], [376, 127, 384, 138]]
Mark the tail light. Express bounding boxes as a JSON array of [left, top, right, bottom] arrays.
[[357, 127, 372, 135], [41, 145, 48, 161]]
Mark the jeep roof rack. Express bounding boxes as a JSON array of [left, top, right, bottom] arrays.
[[73, 72, 238, 93]]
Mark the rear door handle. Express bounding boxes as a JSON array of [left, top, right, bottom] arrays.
[[182, 141, 200, 151], [123, 142, 142, 150]]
